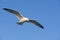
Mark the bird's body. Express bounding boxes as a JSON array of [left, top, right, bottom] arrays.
[[3, 8, 44, 29], [17, 17, 29, 24], [20, 17, 29, 22]]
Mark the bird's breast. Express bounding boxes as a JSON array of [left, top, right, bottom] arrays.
[[20, 18, 29, 22]]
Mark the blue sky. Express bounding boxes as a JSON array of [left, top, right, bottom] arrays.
[[0, 0, 60, 40]]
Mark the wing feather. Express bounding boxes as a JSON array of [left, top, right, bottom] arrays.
[[3, 8, 24, 19], [29, 20, 44, 29]]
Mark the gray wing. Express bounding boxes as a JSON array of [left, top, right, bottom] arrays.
[[3, 8, 24, 19], [29, 20, 44, 29]]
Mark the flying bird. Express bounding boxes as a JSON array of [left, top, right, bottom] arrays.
[[3, 8, 44, 29]]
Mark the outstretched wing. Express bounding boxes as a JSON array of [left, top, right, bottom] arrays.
[[3, 8, 24, 19], [29, 20, 44, 29]]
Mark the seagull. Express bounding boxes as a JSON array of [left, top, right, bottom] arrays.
[[3, 8, 44, 29]]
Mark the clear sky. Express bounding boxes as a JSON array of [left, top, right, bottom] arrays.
[[0, 0, 60, 40]]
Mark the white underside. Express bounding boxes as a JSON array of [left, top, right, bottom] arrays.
[[19, 17, 29, 23]]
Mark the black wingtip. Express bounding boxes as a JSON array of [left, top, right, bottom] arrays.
[[3, 8, 8, 10], [41, 27, 44, 29], [40, 25, 44, 29]]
